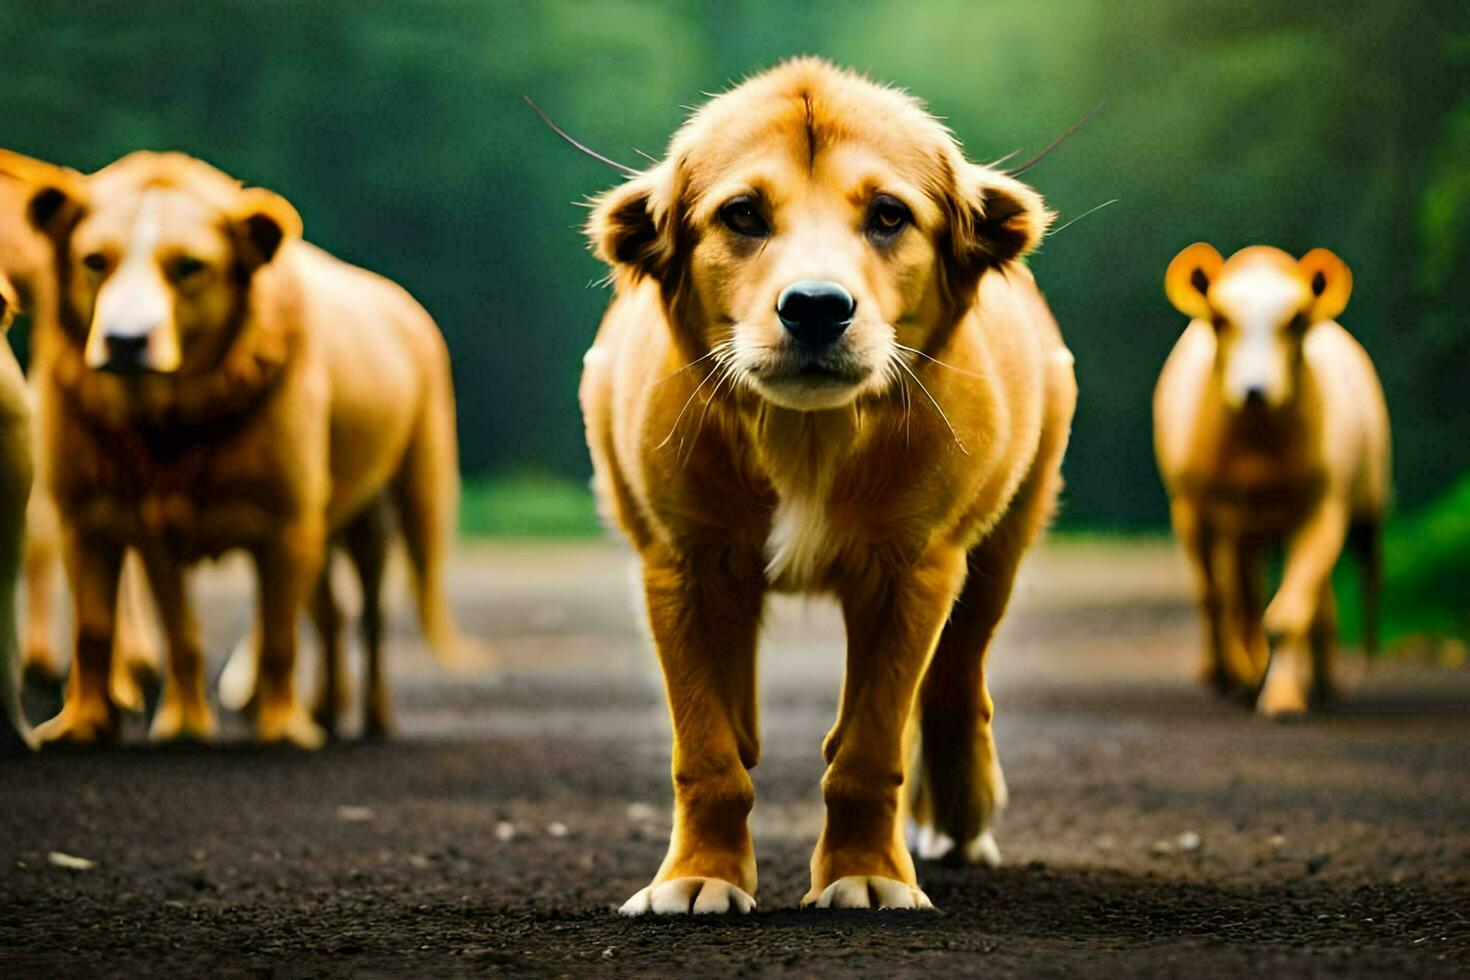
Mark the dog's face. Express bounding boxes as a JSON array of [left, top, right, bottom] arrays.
[[5, 150, 301, 375], [589, 59, 1052, 412], [1166, 244, 1352, 411]]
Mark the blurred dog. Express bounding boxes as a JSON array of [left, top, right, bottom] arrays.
[[1, 148, 480, 747], [580, 59, 1076, 913], [3, 168, 162, 712], [1157, 244, 1390, 715], [0, 271, 34, 750]]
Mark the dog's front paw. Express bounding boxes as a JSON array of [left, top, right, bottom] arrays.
[[34, 699, 118, 747], [803, 876, 935, 911], [914, 825, 1002, 867], [620, 877, 756, 916], [149, 694, 215, 743], [255, 701, 325, 749], [1256, 678, 1307, 718]]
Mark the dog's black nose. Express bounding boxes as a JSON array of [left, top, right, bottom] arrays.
[[102, 334, 149, 372], [1243, 385, 1267, 408], [777, 280, 855, 349]]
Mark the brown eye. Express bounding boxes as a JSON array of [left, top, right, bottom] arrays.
[[719, 196, 769, 238], [171, 256, 207, 281], [82, 252, 108, 273], [866, 195, 911, 242]]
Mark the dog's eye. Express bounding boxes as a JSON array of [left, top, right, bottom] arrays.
[[170, 256, 207, 282], [866, 195, 912, 242], [719, 197, 769, 238], [81, 252, 108, 274]]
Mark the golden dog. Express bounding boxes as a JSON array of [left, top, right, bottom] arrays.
[[0, 270, 34, 749], [1156, 244, 1390, 715], [2, 169, 161, 712], [580, 59, 1076, 912], [1, 149, 477, 747]]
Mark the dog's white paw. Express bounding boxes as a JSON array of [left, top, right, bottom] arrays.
[[805, 876, 934, 911], [619, 876, 755, 916], [913, 825, 1002, 867]]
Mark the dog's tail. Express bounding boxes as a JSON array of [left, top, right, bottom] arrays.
[[395, 344, 495, 673], [1348, 516, 1383, 658]]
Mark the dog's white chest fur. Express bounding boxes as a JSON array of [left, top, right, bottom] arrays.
[[765, 489, 834, 588], [757, 409, 854, 590]]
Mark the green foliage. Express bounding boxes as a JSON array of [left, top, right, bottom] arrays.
[[0, 0, 1466, 530], [1377, 476, 1470, 645], [459, 472, 601, 539]]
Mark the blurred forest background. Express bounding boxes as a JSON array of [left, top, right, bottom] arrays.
[[0, 1, 1466, 635]]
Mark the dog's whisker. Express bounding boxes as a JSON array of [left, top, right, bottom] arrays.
[[522, 94, 640, 177], [986, 147, 1021, 169], [650, 343, 729, 390], [1006, 99, 1104, 177], [895, 357, 969, 456], [656, 355, 729, 450], [1048, 199, 1119, 238], [682, 359, 739, 467], [893, 343, 985, 380]]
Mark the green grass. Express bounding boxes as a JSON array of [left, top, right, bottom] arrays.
[[1370, 475, 1470, 647], [459, 472, 602, 539]]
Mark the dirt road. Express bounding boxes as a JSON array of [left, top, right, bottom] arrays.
[[1, 540, 1466, 977]]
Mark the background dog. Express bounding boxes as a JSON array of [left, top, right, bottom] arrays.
[[2, 168, 161, 718], [0, 271, 33, 750], [581, 59, 1076, 913], [1, 149, 482, 747], [1156, 244, 1391, 715]]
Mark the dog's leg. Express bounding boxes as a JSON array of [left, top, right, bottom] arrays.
[[138, 546, 213, 742], [1210, 532, 1262, 693], [345, 501, 391, 737], [109, 551, 161, 714], [21, 490, 62, 692], [34, 533, 123, 745], [308, 557, 346, 737], [1260, 496, 1348, 717], [1171, 498, 1234, 693], [619, 547, 763, 917], [1234, 535, 1270, 684], [912, 532, 1038, 866], [803, 547, 967, 911], [0, 454, 33, 751], [251, 525, 325, 748]]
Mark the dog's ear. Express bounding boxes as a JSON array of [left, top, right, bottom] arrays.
[[0, 273, 17, 333], [586, 165, 676, 281], [229, 187, 303, 271], [943, 163, 1053, 293], [1298, 248, 1351, 322], [1165, 243, 1223, 321], [0, 148, 89, 241]]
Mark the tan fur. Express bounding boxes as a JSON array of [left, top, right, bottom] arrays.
[[1156, 244, 1391, 716], [581, 60, 1075, 912], [0, 269, 34, 749], [7, 163, 199, 718], [3, 168, 162, 706], [0, 149, 482, 747]]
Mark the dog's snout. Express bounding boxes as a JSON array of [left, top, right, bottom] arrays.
[[777, 280, 855, 349], [1243, 385, 1268, 409], [102, 333, 150, 373]]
